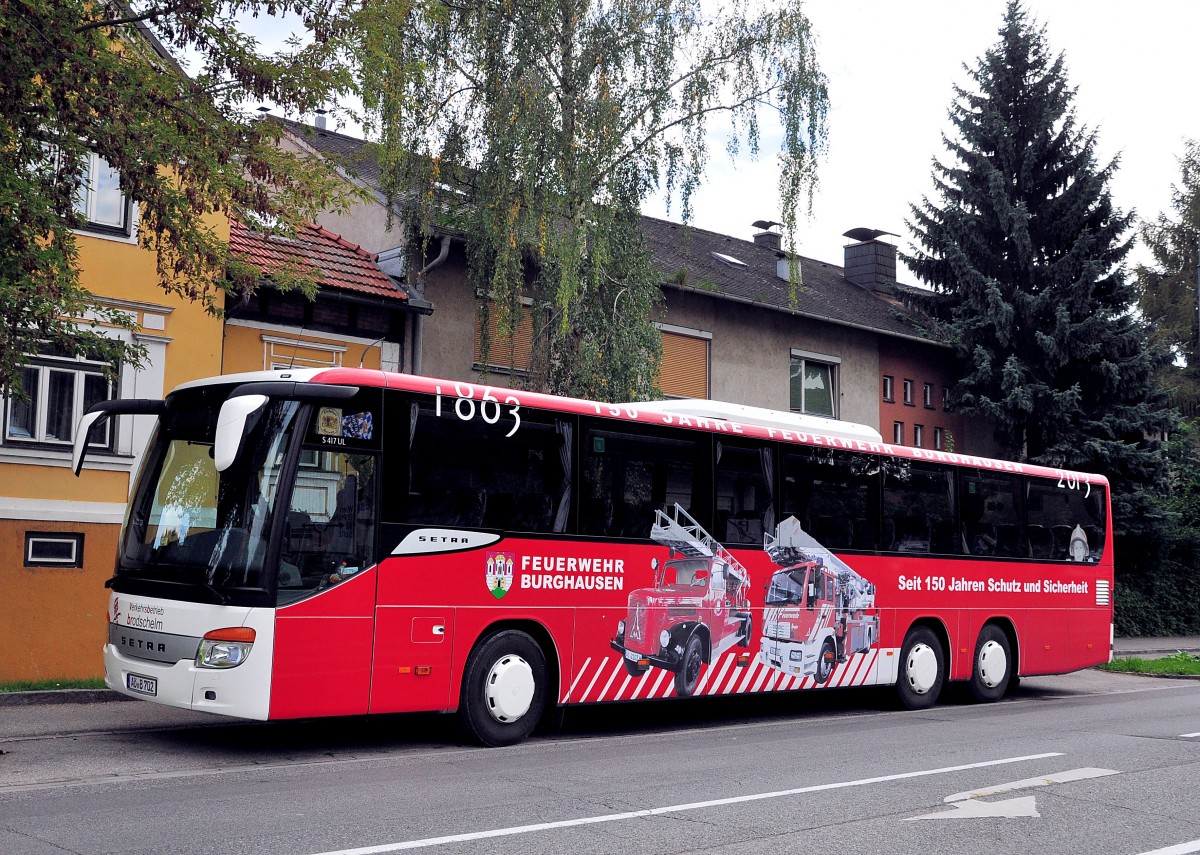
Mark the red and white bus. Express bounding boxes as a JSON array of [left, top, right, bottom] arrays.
[[75, 368, 1113, 746]]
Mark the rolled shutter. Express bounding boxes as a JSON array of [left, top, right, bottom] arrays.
[[475, 301, 534, 372], [657, 331, 709, 398]]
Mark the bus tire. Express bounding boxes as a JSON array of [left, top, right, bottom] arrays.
[[969, 624, 1012, 703], [815, 637, 836, 684], [458, 630, 547, 747], [897, 626, 944, 710], [674, 634, 704, 698]]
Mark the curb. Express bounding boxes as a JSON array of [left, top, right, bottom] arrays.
[[0, 689, 133, 707]]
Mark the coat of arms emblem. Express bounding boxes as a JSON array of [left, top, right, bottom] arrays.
[[486, 552, 515, 599]]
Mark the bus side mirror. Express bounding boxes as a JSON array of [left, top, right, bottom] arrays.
[[72, 398, 167, 476], [214, 394, 269, 472]]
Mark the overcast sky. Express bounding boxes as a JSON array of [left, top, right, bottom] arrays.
[[243, 1, 1199, 280], [660, 0, 1200, 280]]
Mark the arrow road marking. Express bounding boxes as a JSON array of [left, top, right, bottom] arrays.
[[906, 767, 1120, 821], [909, 796, 1040, 820], [942, 766, 1120, 803]]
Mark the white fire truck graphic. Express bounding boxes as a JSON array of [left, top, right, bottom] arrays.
[[759, 516, 878, 683], [611, 504, 753, 698]]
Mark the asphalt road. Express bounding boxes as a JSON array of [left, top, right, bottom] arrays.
[[2, 670, 1199, 855]]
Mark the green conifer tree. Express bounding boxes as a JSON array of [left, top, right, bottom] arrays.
[[904, 1, 1173, 540], [1136, 139, 1200, 417]]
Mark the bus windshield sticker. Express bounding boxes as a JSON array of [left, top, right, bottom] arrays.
[[342, 411, 373, 440], [317, 407, 342, 436]]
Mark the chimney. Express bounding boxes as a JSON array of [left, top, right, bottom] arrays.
[[752, 219, 782, 252], [842, 227, 898, 292], [315, 109, 328, 131]]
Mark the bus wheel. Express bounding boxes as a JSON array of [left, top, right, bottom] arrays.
[[674, 635, 704, 698], [969, 625, 1012, 703], [897, 626, 944, 710], [815, 637, 836, 684], [458, 630, 547, 747]]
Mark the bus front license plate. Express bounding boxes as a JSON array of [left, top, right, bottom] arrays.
[[624, 650, 640, 662], [127, 673, 157, 696]]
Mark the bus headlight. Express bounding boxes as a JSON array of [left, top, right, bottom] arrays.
[[790, 650, 803, 662], [196, 627, 256, 669], [617, 620, 626, 637], [660, 630, 671, 649]]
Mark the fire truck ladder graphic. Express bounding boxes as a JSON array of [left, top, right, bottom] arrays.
[[651, 504, 750, 585]]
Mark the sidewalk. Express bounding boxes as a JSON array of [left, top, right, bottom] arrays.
[[3, 638, 1198, 708], [1113, 636, 1200, 658]]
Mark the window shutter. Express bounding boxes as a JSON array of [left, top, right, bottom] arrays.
[[658, 331, 709, 398], [475, 302, 534, 372]]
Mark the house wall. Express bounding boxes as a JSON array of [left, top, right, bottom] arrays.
[[661, 289, 882, 429], [0, 216, 225, 683], [878, 339, 1001, 458]]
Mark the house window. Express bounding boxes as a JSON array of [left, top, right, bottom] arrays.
[[882, 375, 895, 403], [913, 424, 924, 448], [790, 350, 839, 417], [942, 387, 950, 410], [934, 427, 945, 451], [923, 382, 934, 408], [25, 532, 85, 568], [893, 421, 904, 445], [4, 353, 114, 448], [475, 300, 535, 374], [658, 325, 711, 398], [74, 153, 134, 238], [902, 379, 914, 406]]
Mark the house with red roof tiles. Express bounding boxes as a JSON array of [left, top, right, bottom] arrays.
[[222, 220, 418, 375]]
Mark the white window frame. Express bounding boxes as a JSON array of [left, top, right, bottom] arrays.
[[902, 378, 914, 406], [25, 532, 85, 568], [73, 152, 137, 243], [4, 354, 115, 448], [913, 424, 924, 448], [789, 349, 840, 418], [893, 421, 904, 444], [882, 375, 894, 403]]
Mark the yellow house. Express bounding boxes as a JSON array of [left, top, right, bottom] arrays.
[[0, 167, 224, 684]]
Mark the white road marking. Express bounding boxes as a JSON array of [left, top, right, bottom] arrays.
[[308, 752, 1063, 854], [1134, 841, 1200, 855], [942, 767, 1120, 803], [1181, 732, 1200, 738], [907, 767, 1120, 821], [909, 795, 1040, 820]]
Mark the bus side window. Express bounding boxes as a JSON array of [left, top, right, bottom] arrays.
[[402, 396, 572, 534], [882, 462, 958, 555], [279, 451, 377, 604], [715, 441, 774, 546], [581, 422, 706, 539]]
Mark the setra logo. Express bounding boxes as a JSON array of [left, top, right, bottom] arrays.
[[485, 552, 515, 600], [110, 597, 121, 625]]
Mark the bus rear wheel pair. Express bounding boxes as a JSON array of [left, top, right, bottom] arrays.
[[896, 624, 1013, 710]]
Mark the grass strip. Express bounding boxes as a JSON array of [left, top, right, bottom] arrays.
[[1097, 651, 1200, 676]]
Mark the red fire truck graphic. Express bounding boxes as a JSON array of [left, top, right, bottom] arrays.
[[611, 504, 753, 697], [759, 516, 878, 683]]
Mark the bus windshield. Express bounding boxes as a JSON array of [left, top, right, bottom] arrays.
[[116, 388, 302, 602]]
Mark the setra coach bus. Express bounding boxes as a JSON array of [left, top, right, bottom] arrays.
[[74, 368, 1113, 746]]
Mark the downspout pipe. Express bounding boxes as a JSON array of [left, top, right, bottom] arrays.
[[413, 235, 451, 375]]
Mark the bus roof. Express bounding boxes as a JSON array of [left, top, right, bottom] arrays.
[[166, 367, 1109, 488]]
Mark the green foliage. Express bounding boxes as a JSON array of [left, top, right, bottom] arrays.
[[1114, 420, 1200, 636], [903, 1, 1175, 544], [0, 0, 359, 395], [355, 0, 828, 400], [1098, 652, 1200, 676], [1135, 139, 1200, 416]]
